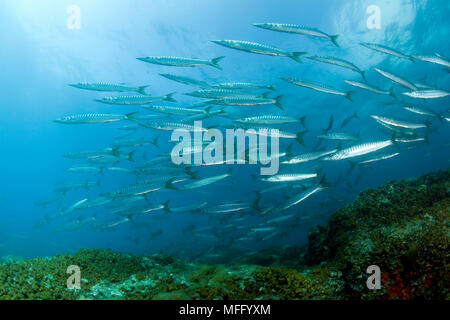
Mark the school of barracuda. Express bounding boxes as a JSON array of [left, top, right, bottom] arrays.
[[36, 21, 449, 256]]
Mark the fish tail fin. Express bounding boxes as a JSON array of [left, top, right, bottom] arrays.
[[391, 132, 398, 145], [300, 116, 307, 129], [319, 175, 330, 188], [210, 56, 225, 70], [268, 84, 276, 91], [274, 95, 284, 110], [330, 35, 340, 48], [127, 150, 136, 162], [204, 106, 213, 116], [163, 200, 171, 213], [360, 71, 367, 81], [151, 134, 160, 148], [137, 85, 150, 95], [286, 143, 294, 158], [389, 86, 397, 100], [164, 92, 177, 102], [289, 52, 306, 63], [252, 192, 262, 212], [125, 112, 139, 121], [424, 119, 432, 134], [347, 161, 357, 175], [424, 132, 430, 144], [345, 91, 354, 102], [409, 55, 416, 64], [184, 167, 200, 180], [165, 178, 179, 190], [295, 130, 308, 146]]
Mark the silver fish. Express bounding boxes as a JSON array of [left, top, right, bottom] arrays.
[[357, 152, 400, 165], [323, 138, 395, 161], [402, 104, 439, 118], [282, 148, 337, 164], [306, 56, 365, 79], [66, 166, 103, 174], [159, 73, 210, 88], [360, 42, 414, 62], [402, 89, 450, 99], [277, 185, 325, 212], [253, 23, 339, 47], [343, 80, 396, 98], [260, 173, 318, 183], [234, 115, 305, 125], [169, 170, 232, 190], [317, 132, 360, 141], [185, 89, 263, 99], [95, 93, 176, 105], [69, 82, 149, 95], [137, 56, 224, 69], [374, 68, 418, 91], [142, 105, 210, 116], [212, 40, 305, 63], [54, 112, 138, 124], [412, 54, 450, 68], [204, 94, 284, 109], [281, 77, 353, 101], [371, 115, 428, 130], [212, 82, 275, 91]]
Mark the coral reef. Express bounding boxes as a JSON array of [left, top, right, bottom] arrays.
[[0, 169, 448, 300]]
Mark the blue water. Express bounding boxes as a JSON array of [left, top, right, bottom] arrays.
[[0, 0, 448, 260]]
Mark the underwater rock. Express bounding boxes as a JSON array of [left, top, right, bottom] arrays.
[[0, 169, 448, 300], [304, 169, 449, 299]]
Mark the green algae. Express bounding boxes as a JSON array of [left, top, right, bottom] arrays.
[[0, 169, 448, 300]]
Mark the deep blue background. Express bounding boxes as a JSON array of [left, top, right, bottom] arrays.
[[0, 0, 448, 259]]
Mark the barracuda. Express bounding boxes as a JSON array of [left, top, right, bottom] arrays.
[[139, 121, 210, 132], [185, 89, 263, 99], [203, 94, 284, 110], [168, 170, 232, 190], [253, 23, 339, 47], [54, 112, 138, 124], [69, 82, 149, 95], [212, 82, 275, 91], [317, 132, 360, 141], [412, 53, 450, 68], [234, 115, 305, 125], [260, 172, 318, 182], [212, 40, 306, 63], [282, 148, 338, 164], [360, 42, 414, 62], [95, 93, 176, 105], [323, 138, 395, 161], [374, 68, 418, 91], [159, 73, 210, 88], [343, 80, 396, 98], [243, 128, 308, 146], [137, 56, 224, 69], [402, 89, 450, 99], [276, 185, 326, 212], [371, 115, 428, 130], [281, 77, 354, 101], [142, 105, 210, 116], [306, 56, 365, 79]]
